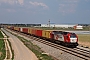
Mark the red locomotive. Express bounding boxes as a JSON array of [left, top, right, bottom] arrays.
[[50, 31, 78, 47]]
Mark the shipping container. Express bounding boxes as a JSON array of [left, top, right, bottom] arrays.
[[31, 28, 36, 35], [14, 27, 20, 31], [7, 26, 10, 29], [42, 30, 46, 38], [36, 29, 42, 37], [42, 30, 52, 38], [28, 28, 32, 34], [10, 26, 14, 30], [22, 28, 28, 34], [20, 27, 23, 32]]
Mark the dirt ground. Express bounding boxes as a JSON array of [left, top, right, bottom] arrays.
[[0, 52, 2, 57], [79, 41, 90, 48]]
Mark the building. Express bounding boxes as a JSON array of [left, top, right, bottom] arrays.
[[73, 25, 83, 29], [41, 24, 75, 28]]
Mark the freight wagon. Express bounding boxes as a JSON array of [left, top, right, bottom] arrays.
[[7, 26, 78, 47]]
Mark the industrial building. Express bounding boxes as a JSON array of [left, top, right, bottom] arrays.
[[41, 24, 75, 28]]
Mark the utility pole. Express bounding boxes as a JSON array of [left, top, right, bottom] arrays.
[[48, 19, 50, 27]]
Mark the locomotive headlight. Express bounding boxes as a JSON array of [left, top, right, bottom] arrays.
[[72, 39, 74, 42], [70, 38, 77, 43], [72, 39, 75, 42]]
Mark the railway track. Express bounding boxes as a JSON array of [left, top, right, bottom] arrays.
[[35, 38, 90, 60], [24, 34, 90, 60], [9, 30, 90, 60]]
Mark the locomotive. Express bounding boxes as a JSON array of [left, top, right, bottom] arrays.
[[50, 31, 78, 47], [7, 26, 78, 47]]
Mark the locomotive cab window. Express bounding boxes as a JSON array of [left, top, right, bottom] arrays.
[[70, 33, 76, 38]]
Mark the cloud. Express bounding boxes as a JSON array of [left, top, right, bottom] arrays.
[[17, 0, 24, 5], [0, 0, 24, 5], [58, 0, 79, 15], [29, 1, 49, 9]]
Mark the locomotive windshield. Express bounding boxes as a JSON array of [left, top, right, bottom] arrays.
[[70, 33, 76, 38]]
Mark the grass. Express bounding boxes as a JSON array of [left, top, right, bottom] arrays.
[[0, 30, 4, 38], [0, 30, 6, 60], [35, 27, 90, 31], [77, 34, 90, 47], [2, 29, 14, 60], [77, 34, 90, 42], [7, 39, 14, 60]]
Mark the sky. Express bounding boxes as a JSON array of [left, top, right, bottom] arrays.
[[0, 0, 90, 24]]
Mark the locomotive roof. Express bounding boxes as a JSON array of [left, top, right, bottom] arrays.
[[52, 31, 76, 35]]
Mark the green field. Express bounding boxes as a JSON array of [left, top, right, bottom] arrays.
[[77, 34, 90, 42], [35, 27, 90, 31], [0, 30, 6, 60], [0, 31, 4, 38], [77, 34, 90, 47]]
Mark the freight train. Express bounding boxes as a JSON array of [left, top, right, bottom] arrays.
[[7, 26, 78, 47]]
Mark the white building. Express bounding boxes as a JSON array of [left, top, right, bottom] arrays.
[[74, 25, 83, 29], [41, 24, 75, 28]]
